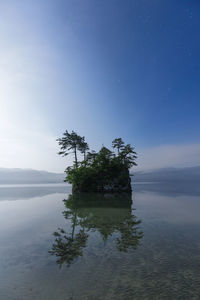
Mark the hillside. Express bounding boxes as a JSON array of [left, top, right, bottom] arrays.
[[133, 166, 200, 183], [0, 168, 65, 184]]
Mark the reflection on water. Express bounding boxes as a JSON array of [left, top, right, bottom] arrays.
[[0, 183, 200, 300], [0, 183, 70, 201], [50, 193, 143, 267], [133, 181, 200, 197]]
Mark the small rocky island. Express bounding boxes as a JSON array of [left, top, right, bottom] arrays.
[[57, 131, 137, 193]]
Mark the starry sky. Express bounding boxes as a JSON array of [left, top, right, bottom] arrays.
[[0, 0, 200, 172]]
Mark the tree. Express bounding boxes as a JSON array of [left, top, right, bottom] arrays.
[[96, 146, 114, 164], [112, 138, 125, 155], [120, 144, 137, 168], [57, 130, 87, 168], [57, 131, 137, 193], [79, 140, 89, 160], [86, 150, 98, 164]]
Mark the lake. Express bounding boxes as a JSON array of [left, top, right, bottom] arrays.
[[0, 182, 200, 300]]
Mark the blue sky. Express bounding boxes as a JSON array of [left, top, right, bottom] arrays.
[[0, 0, 200, 172]]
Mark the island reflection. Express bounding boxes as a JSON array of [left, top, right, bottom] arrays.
[[49, 193, 143, 267]]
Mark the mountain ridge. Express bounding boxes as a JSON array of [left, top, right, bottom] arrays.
[[133, 165, 200, 182], [0, 168, 65, 184], [0, 166, 199, 184]]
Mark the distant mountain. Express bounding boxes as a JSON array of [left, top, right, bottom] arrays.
[[0, 168, 65, 184], [133, 166, 200, 182], [1, 166, 200, 185]]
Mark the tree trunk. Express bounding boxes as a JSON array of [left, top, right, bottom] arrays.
[[71, 210, 77, 240], [74, 146, 78, 168]]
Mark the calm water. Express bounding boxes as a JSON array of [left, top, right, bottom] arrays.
[[0, 183, 200, 300]]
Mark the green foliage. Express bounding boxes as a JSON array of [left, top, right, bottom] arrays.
[[119, 144, 137, 168], [57, 131, 137, 193], [57, 130, 89, 167], [112, 137, 125, 154]]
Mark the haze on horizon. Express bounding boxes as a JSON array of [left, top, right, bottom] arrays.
[[0, 0, 200, 173]]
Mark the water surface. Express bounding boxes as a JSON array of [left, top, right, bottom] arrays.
[[0, 183, 200, 300]]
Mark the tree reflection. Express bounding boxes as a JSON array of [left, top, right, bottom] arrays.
[[50, 228, 88, 267], [49, 193, 143, 267]]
